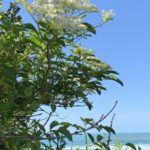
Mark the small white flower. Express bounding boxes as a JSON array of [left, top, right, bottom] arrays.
[[79, 24, 87, 30]]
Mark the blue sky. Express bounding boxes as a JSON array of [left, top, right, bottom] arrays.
[[3, 0, 150, 133], [82, 0, 150, 132]]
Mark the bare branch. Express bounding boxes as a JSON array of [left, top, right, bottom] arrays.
[[0, 101, 117, 142], [107, 113, 115, 147], [43, 112, 52, 126]]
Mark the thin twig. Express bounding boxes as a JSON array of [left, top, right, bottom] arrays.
[[107, 113, 115, 148], [38, 107, 50, 115], [43, 112, 52, 126], [72, 101, 117, 135]]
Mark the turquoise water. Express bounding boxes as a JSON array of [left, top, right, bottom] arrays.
[[44, 133, 150, 149], [66, 133, 150, 145], [113, 133, 150, 144]]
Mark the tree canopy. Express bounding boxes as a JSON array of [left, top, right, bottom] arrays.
[[0, 1, 139, 150]]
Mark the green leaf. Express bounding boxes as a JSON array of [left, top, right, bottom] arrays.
[[40, 92, 51, 104], [83, 99, 93, 110], [87, 133, 95, 143], [106, 70, 119, 75], [101, 142, 110, 150], [102, 126, 115, 134], [96, 89, 101, 95], [30, 100, 40, 110], [38, 20, 47, 28], [83, 22, 96, 34], [50, 121, 59, 130], [51, 104, 56, 112], [80, 117, 93, 124], [109, 75, 123, 86], [72, 124, 85, 131], [60, 122, 71, 128], [58, 127, 72, 141], [97, 135, 103, 142], [56, 38, 66, 47], [24, 87, 32, 97], [38, 123, 46, 133], [86, 57, 101, 63], [28, 36, 42, 48], [65, 130, 72, 141], [24, 23, 38, 33], [126, 143, 137, 150], [0, 102, 17, 113]]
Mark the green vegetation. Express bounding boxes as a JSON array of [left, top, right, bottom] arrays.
[[0, 1, 141, 149]]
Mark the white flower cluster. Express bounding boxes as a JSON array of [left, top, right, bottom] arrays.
[[18, 0, 99, 31], [101, 9, 115, 23], [18, 0, 115, 31]]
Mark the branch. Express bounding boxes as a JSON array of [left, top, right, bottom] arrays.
[[71, 24, 102, 42], [43, 112, 52, 126], [0, 101, 117, 141], [72, 101, 117, 135], [107, 113, 115, 147]]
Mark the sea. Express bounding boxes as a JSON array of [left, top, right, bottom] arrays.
[[45, 133, 150, 150]]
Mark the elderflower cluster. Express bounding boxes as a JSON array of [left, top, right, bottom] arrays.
[[18, 0, 115, 31], [18, 0, 99, 31], [101, 9, 115, 23]]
